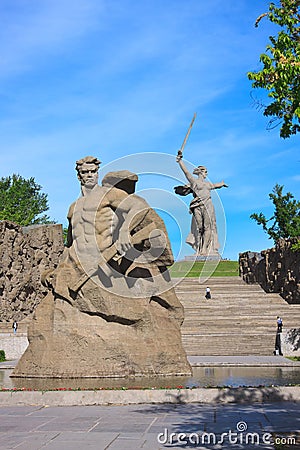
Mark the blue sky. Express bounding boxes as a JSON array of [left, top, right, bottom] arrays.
[[1, 0, 299, 261]]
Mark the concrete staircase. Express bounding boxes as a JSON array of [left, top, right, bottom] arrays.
[[175, 276, 300, 356]]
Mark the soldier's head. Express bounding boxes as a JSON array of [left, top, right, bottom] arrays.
[[102, 170, 138, 194], [193, 165, 207, 178], [76, 156, 101, 189]]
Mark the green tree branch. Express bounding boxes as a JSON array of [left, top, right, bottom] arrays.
[[250, 184, 300, 250], [248, 0, 300, 138], [0, 174, 53, 226]]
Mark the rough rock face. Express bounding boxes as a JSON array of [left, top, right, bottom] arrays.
[[0, 221, 64, 322], [13, 290, 191, 378], [282, 328, 300, 356], [239, 238, 300, 304]]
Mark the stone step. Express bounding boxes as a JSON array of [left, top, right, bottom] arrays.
[[182, 313, 300, 319], [182, 334, 275, 356], [179, 295, 290, 302]]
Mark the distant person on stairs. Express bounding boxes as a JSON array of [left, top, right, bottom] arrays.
[[12, 321, 18, 334], [277, 316, 283, 333], [274, 332, 283, 356], [274, 317, 283, 356], [205, 287, 211, 300]]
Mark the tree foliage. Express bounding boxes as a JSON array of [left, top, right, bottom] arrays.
[[248, 0, 300, 138], [0, 174, 52, 226], [250, 184, 300, 248]]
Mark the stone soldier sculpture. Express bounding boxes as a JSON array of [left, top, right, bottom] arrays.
[[13, 156, 191, 378]]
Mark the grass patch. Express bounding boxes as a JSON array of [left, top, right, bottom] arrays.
[[286, 356, 300, 362], [170, 260, 239, 278], [0, 350, 6, 362]]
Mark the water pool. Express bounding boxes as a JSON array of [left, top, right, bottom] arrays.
[[1, 366, 299, 390]]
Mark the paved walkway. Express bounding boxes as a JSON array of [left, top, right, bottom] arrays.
[[0, 360, 18, 369], [0, 402, 299, 449]]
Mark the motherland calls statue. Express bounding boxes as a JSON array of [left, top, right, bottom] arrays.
[[13, 156, 191, 378], [175, 152, 228, 257]]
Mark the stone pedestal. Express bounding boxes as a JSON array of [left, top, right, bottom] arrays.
[[185, 253, 221, 262], [13, 290, 191, 379]]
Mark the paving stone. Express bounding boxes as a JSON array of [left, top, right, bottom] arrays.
[[3, 432, 62, 450], [34, 431, 118, 450]]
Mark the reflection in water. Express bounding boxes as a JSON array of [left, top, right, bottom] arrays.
[[0, 366, 299, 390], [204, 368, 215, 378]]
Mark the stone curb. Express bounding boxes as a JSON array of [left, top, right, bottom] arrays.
[[190, 362, 300, 367], [0, 386, 299, 407]]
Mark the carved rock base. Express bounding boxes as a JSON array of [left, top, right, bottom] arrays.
[[13, 293, 191, 378]]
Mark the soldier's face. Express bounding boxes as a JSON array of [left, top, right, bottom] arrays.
[[78, 163, 99, 188]]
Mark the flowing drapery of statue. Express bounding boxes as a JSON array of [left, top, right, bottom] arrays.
[[175, 153, 228, 257], [13, 156, 191, 378]]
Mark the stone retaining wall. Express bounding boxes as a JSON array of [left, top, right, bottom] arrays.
[[0, 386, 299, 406], [0, 333, 28, 360], [239, 238, 300, 304]]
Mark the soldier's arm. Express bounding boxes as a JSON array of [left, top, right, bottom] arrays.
[[117, 195, 150, 253], [65, 202, 76, 247], [107, 189, 150, 254]]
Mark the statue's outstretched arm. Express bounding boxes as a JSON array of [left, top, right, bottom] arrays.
[[211, 181, 228, 189]]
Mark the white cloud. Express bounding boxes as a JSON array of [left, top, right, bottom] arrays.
[[291, 175, 300, 182]]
